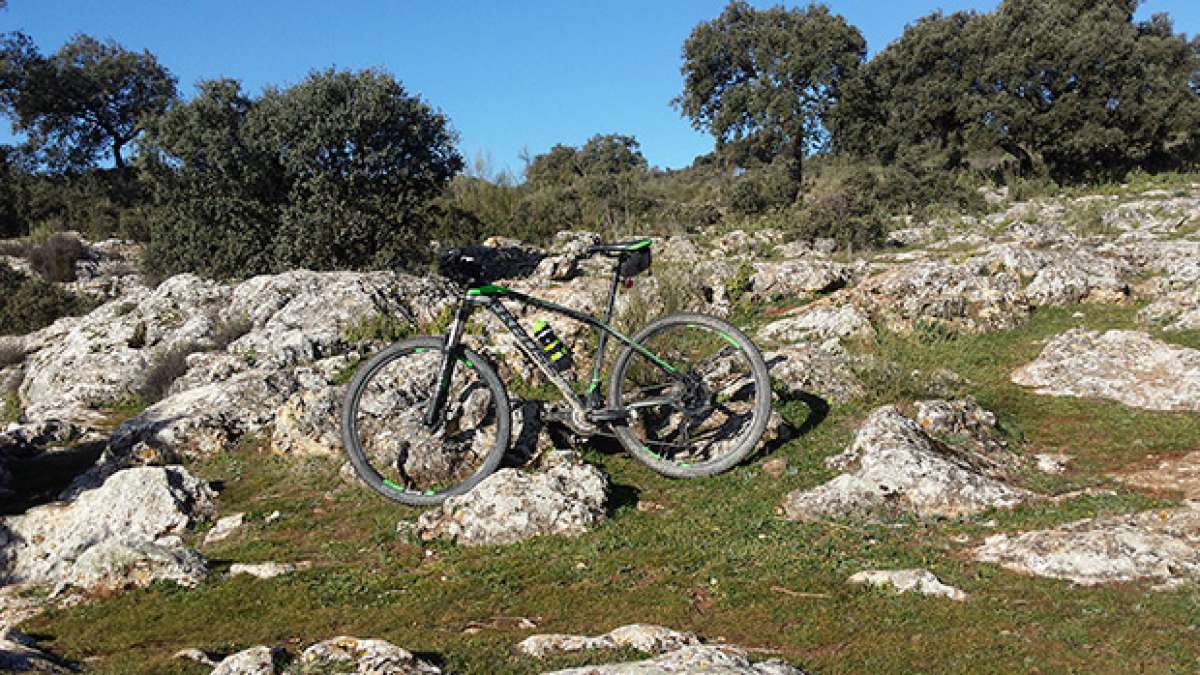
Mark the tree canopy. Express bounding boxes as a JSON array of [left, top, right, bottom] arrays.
[[140, 69, 462, 278], [832, 0, 1200, 181], [0, 32, 176, 170], [675, 1, 865, 181]]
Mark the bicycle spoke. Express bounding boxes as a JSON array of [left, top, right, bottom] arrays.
[[615, 317, 768, 473]]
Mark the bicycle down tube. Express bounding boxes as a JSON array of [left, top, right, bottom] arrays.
[[422, 284, 685, 430]]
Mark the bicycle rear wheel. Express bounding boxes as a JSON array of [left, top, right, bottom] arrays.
[[341, 336, 511, 506], [608, 313, 771, 478]]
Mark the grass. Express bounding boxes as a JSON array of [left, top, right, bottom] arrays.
[[19, 300, 1200, 673]]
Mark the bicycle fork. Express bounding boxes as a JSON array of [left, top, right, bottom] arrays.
[[423, 300, 474, 428]]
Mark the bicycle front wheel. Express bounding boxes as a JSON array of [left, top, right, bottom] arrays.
[[341, 336, 511, 506], [608, 313, 772, 478]]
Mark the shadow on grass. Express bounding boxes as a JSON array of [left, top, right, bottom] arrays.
[[606, 481, 641, 516], [749, 389, 831, 465]]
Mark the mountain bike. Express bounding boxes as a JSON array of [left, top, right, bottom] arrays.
[[340, 238, 773, 505]]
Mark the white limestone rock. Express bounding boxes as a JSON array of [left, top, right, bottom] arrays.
[[0, 466, 214, 594], [847, 569, 967, 601], [781, 404, 1032, 521], [1012, 329, 1200, 412], [973, 504, 1200, 587], [414, 451, 608, 546]]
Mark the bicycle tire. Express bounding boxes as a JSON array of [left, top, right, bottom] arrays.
[[608, 313, 772, 478], [341, 336, 511, 506]]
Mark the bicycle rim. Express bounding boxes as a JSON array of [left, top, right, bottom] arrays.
[[611, 316, 768, 474], [343, 339, 509, 503]]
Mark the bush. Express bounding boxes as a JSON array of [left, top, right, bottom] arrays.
[[136, 342, 199, 403], [212, 313, 254, 349], [141, 70, 463, 279], [0, 261, 94, 336], [25, 233, 84, 282], [1, 167, 151, 241], [791, 161, 886, 250], [0, 343, 23, 368]]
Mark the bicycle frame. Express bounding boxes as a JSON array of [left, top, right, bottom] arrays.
[[422, 262, 685, 430]]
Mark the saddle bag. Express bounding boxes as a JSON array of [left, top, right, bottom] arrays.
[[618, 247, 652, 279]]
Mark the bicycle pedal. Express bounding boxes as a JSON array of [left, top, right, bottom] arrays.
[[586, 408, 630, 424]]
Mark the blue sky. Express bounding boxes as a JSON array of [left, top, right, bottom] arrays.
[[2, 1, 1197, 174]]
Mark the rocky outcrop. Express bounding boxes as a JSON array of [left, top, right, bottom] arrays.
[[1012, 329, 1200, 412], [210, 646, 282, 675], [524, 625, 806, 674], [847, 261, 1029, 335], [973, 504, 1200, 588], [758, 303, 874, 345], [201, 637, 440, 675], [296, 636, 441, 674], [545, 645, 805, 675], [1115, 451, 1200, 499], [112, 368, 301, 458], [748, 260, 858, 302], [976, 242, 1130, 307], [0, 466, 214, 594], [15, 270, 456, 427], [847, 569, 967, 600], [766, 342, 864, 405], [413, 451, 608, 546], [1138, 260, 1200, 332], [269, 381, 346, 457], [781, 403, 1031, 521], [19, 274, 230, 424], [228, 562, 310, 579], [518, 624, 700, 658]]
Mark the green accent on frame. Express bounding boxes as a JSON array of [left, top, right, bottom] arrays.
[[627, 238, 652, 250], [634, 342, 676, 373], [383, 479, 404, 491], [608, 325, 676, 373], [467, 284, 510, 296], [688, 323, 741, 349], [717, 331, 740, 348], [459, 358, 474, 368], [531, 320, 547, 332]]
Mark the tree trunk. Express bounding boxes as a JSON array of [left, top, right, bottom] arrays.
[[112, 141, 125, 170], [788, 135, 804, 186]]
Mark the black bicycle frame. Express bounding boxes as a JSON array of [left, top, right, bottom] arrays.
[[422, 261, 683, 428]]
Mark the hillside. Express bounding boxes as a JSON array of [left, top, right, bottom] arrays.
[[1, 175, 1200, 673]]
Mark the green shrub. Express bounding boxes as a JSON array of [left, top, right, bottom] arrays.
[[0, 343, 23, 368], [136, 342, 200, 403], [141, 70, 463, 279], [342, 314, 416, 345], [1, 168, 151, 241], [25, 233, 84, 282], [0, 261, 94, 336]]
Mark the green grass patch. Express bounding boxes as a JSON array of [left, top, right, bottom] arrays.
[[21, 301, 1200, 673]]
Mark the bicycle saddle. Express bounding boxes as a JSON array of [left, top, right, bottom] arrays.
[[585, 238, 652, 255]]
